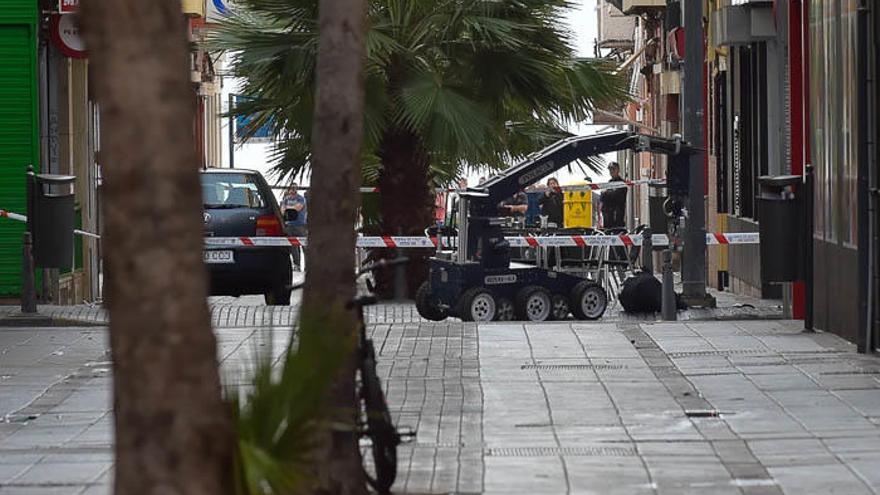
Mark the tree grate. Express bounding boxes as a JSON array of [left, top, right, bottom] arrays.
[[733, 361, 788, 367], [404, 442, 466, 449], [785, 357, 848, 364], [521, 364, 626, 371], [486, 446, 635, 457], [820, 370, 880, 376], [668, 349, 772, 358]]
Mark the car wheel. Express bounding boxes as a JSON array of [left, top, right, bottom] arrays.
[[570, 281, 607, 320], [515, 286, 552, 322], [457, 287, 497, 322], [264, 286, 292, 306]]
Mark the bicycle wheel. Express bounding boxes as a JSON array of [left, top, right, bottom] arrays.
[[358, 341, 399, 494]]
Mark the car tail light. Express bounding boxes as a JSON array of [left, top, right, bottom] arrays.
[[256, 215, 283, 236]]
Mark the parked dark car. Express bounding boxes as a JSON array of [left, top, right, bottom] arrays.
[[201, 169, 292, 305]]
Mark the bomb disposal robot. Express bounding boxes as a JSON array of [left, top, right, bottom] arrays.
[[416, 131, 695, 322]]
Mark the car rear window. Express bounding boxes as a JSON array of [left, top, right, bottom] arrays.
[[201, 173, 268, 209]]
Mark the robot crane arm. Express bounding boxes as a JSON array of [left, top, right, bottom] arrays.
[[471, 131, 698, 212]]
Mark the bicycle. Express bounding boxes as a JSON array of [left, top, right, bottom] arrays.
[[289, 257, 412, 494]]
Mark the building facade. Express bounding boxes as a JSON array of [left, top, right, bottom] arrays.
[[599, 0, 879, 351], [806, 0, 878, 351], [0, 2, 40, 299], [0, 0, 222, 304]]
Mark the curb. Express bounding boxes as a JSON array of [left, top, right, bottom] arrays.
[[0, 312, 106, 328]]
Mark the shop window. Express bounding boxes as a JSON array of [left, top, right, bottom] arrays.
[[810, 0, 861, 247]]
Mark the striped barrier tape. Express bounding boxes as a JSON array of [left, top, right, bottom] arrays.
[[272, 179, 665, 194], [204, 232, 759, 249], [552, 179, 663, 192], [1, 209, 101, 240], [0, 209, 28, 223], [6, 208, 757, 247]]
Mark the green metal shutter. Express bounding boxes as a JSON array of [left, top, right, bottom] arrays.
[[0, 9, 39, 297]]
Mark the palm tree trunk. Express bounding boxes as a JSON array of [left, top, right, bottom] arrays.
[[376, 128, 435, 296], [79, 1, 233, 494], [298, 0, 369, 493]]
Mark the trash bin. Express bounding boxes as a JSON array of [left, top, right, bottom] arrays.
[[758, 175, 803, 283], [28, 169, 76, 271], [563, 188, 592, 228], [648, 182, 668, 240]]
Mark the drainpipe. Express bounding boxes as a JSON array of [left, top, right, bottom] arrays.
[[857, 0, 872, 353], [868, 1, 880, 352], [789, 0, 806, 321]]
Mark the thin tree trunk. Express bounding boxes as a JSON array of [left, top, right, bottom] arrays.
[[79, 2, 233, 494], [298, 0, 369, 493], [376, 128, 435, 296]]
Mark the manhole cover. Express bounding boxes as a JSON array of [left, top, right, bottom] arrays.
[[521, 364, 626, 371], [486, 446, 635, 457]]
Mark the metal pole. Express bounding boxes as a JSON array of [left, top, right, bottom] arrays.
[[661, 249, 676, 321], [21, 232, 37, 314], [642, 227, 654, 273], [804, 164, 815, 331], [782, 282, 793, 319], [228, 93, 235, 169], [457, 195, 469, 263], [393, 251, 407, 301], [681, 0, 712, 306]]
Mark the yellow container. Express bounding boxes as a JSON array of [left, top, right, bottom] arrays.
[[563, 188, 592, 228], [181, 0, 205, 17]]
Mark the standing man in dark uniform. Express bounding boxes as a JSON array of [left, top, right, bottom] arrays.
[[600, 162, 627, 229]]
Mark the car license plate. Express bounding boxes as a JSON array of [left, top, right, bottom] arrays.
[[204, 250, 234, 264]]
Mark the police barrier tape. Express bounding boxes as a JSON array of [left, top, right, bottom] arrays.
[[5, 208, 758, 247], [0, 209, 27, 223], [1, 209, 102, 240], [204, 232, 760, 249], [539, 179, 663, 192], [273, 178, 664, 194]]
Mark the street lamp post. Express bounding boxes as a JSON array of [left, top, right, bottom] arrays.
[[228, 93, 235, 168]]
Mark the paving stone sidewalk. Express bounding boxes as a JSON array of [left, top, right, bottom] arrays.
[[0, 283, 783, 328], [1, 316, 878, 494]]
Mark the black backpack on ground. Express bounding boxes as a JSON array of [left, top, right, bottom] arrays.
[[618, 271, 687, 313]]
